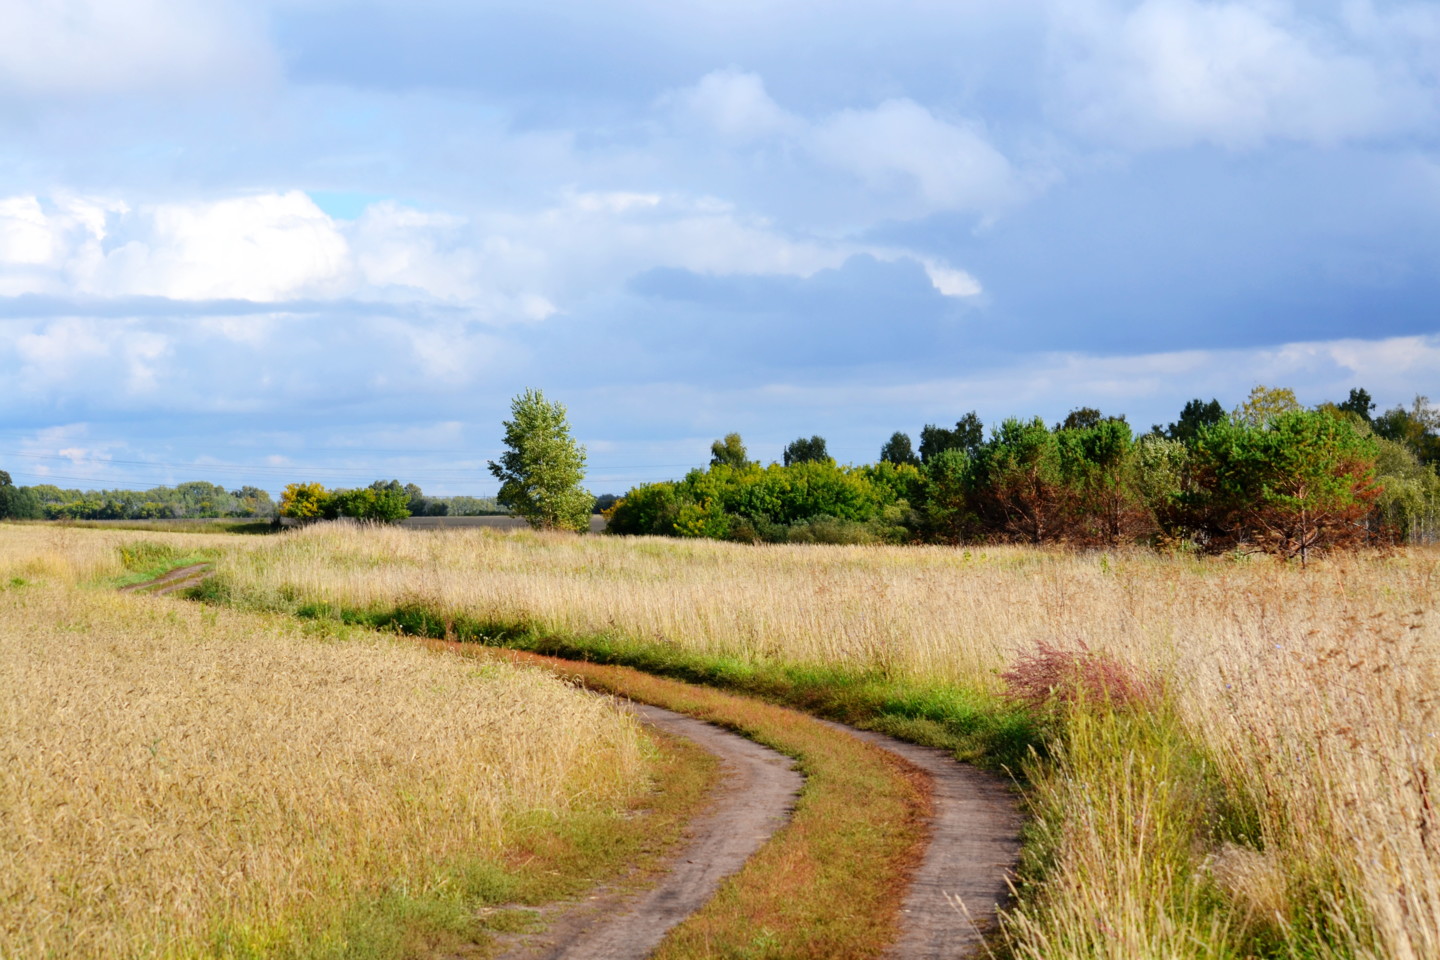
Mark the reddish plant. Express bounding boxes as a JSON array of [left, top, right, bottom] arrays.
[[1001, 639, 1161, 712]]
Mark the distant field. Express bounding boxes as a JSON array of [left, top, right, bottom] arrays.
[[0, 526, 649, 960], [207, 524, 1440, 960], [52, 513, 610, 533], [401, 513, 608, 533]]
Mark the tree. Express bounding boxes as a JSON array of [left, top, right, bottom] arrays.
[[879, 431, 919, 466], [1056, 418, 1149, 545], [783, 435, 830, 466], [919, 413, 984, 463], [328, 485, 410, 523], [1337, 388, 1375, 422], [279, 482, 331, 523], [1373, 395, 1440, 465], [1185, 410, 1380, 563], [1235, 385, 1301, 428], [1159, 399, 1225, 444], [709, 433, 752, 469], [970, 417, 1067, 544], [489, 388, 592, 531], [0, 470, 41, 520], [1057, 407, 1123, 431]]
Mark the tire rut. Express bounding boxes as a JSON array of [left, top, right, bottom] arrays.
[[492, 703, 803, 960], [826, 723, 1022, 958], [135, 569, 1022, 958], [118, 562, 212, 594]]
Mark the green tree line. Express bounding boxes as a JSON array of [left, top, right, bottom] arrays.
[[0, 474, 509, 523], [0, 479, 276, 521], [607, 387, 1440, 557]]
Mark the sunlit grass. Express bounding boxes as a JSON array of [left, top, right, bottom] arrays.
[[0, 526, 652, 959], [208, 523, 1440, 959]]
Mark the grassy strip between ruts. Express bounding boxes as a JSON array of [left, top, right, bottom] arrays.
[[421, 636, 932, 960]]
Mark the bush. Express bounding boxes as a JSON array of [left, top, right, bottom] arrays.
[[1184, 410, 1379, 562]]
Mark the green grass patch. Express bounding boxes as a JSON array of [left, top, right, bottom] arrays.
[[110, 541, 221, 589]]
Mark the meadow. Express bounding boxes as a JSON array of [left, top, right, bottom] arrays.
[[203, 523, 1440, 960], [0, 526, 655, 959]]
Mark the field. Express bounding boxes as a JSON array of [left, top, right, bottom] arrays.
[[0, 526, 654, 959], [201, 524, 1439, 960]]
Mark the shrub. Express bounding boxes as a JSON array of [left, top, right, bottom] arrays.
[[1001, 640, 1161, 714]]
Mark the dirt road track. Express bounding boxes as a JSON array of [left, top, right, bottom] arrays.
[[493, 703, 803, 960], [118, 563, 212, 595], [127, 566, 1022, 957], [830, 724, 1022, 958]]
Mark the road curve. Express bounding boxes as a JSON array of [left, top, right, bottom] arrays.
[[494, 703, 803, 960], [131, 567, 1021, 957], [829, 724, 1023, 958]]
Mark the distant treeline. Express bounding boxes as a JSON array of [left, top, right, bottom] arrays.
[[607, 387, 1440, 558], [0, 480, 276, 521], [277, 481, 510, 523], [0, 476, 509, 523]]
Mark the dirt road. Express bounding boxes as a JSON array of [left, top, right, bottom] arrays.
[[129, 565, 1022, 957], [118, 562, 213, 595], [494, 704, 803, 960], [830, 724, 1022, 958]]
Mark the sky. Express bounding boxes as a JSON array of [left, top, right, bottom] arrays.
[[1, 0, 1437, 496]]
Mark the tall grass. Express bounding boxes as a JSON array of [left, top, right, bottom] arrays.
[[0, 526, 650, 959], [209, 524, 1440, 959]]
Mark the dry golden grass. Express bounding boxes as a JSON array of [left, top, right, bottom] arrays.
[[0, 522, 244, 585], [0, 526, 649, 959], [214, 524, 1440, 959]]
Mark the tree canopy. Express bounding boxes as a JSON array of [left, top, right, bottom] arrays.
[[489, 388, 592, 531], [709, 433, 752, 469], [783, 435, 830, 466]]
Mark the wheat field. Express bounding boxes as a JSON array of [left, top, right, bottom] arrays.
[[0, 525, 649, 959], [214, 523, 1440, 960]]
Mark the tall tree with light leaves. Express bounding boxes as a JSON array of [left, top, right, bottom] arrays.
[[489, 388, 592, 531]]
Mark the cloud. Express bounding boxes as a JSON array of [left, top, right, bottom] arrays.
[[811, 100, 1023, 214], [665, 69, 1032, 219], [662, 68, 796, 142], [1048, 0, 1440, 149], [0, 0, 276, 101], [87, 193, 353, 301]]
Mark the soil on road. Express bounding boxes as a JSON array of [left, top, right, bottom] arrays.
[[492, 703, 803, 960]]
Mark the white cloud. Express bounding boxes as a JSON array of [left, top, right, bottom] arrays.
[[0, 0, 276, 100], [749, 333, 1440, 429], [0, 185, 985, 322], [811, 100, 1023, 213], [90, 192, 353, 301], [667, 70, 1029, 218], [919, 260, 984, 298], [662, 68, 797, 142], [0, 196, 57, 265], [1048, 0, 1440, 149], [12, 318, 172, 398]]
